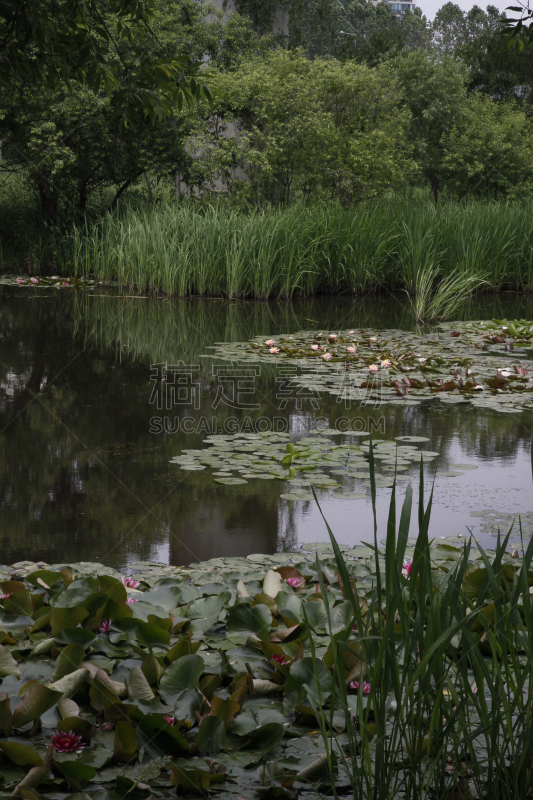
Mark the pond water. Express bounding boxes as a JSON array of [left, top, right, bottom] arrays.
[[1, 287, 533, 570]]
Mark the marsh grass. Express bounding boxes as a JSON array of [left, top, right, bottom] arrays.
[[307, 443, 533, 799], [71, 199, 533, 300]]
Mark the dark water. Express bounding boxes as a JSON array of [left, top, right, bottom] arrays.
[[1, 288, 533, 570]]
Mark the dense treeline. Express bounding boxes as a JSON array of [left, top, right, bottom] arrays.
[[0, 0, 532, 268]]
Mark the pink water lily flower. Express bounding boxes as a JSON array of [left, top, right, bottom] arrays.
[[97, 620, 111, 633], [271, 653, 289, 665], [265, 339, 275, 346], [323, 353, 332, 361], [402, 559, 413, 578], [126, 597, 137, 604], [328, 334, 337, 339], [30, 277, 39, 284], [368, 364, 378, 373], [51, 730, 86, 753], [0, 593, 12, 600], [62, 281, 69, 286], [285, 576, 301, 588], [349, 330, 355, 334], [369, 337, 377, 342], [269, 347, 280, 354], [350, 680, 371, 694], [122, 576, 140, 589], [381, 359, 391, 368], [346, 346, 356, 354], [164, 716, 176, 726], [16, 278, 25, 284], [311, 344, 319, 351]]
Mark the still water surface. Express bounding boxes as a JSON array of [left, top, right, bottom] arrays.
[[1, 288, 532, 569]]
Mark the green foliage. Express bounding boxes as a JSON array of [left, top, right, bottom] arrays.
[[186, 49, 414, 205], [309, 444, 533, 799], [1, 448, 533, 797], [72, 199, 533, 297], [392, 50, 468, 202], [0, 0, 209, 128], [442, 95, 533, 199]]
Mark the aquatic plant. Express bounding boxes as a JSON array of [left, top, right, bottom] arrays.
[[306, 441, 533, 799], [70, 199, 533, 298]]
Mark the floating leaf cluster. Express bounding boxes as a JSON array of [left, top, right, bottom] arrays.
[[205, 320, 533, 414], [170, 431, 474, 496], [1, 276, 111, 289], [0, 536, 523, 799]]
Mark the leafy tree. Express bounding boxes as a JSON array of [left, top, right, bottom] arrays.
[[461, 13, 533, 102], [0, 0, 209, 127], [442, 95, 533, 199], [184, 49, 415, 205], [0, 0, 263, 228], [392, 50, 467, 201]]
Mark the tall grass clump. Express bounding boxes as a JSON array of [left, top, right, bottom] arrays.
[[71, 198, 533, 299], [306, 442, 533, 799]]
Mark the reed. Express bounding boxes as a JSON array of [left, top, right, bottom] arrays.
[[70, 198, 533, 299], [307, 442, 533, 799]]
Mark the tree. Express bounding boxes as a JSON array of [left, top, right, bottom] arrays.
[[392, 50, 468, 202], [461, 9, 533, 102], [0, 0, 262, 228], [442, 95, 533, 198], [183, 49, 415, 205], [0, 0, 209, 127]]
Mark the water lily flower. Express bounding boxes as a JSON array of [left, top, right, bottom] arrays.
[[381, 359, 391, 368], [350, 680, 371, 694], [369, 337, 377, 342], [122, 576, 140, 589], [328, 334, 337, 339], [16, 278, 25, 284], [271, 653, 289, 665], [265, 339, 275, 346], [164, 716, 176, 726], [402, 559, 413, 578], [285, 576, 301, 588], [323, 353, 332, 361], [126, 597, 137, 604], [349, 330, 355, 334], [311, 344, 319, 351], [97, 620, 111, 633], [50, 730, 86, 753], [30, 277, 39, 284], [269, 347, 280, 354], [62, 281, 69, 286], [0, 593, 12, 600], [346, 346, 356, 354], [368, 364, 378, 373]]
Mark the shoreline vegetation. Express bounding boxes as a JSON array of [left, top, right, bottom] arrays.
[[1, 445, 533, 799], [67, 199, 533, 305]]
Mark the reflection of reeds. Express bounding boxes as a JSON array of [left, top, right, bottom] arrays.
[[71, 200, 533, 298], [309, 443, 533, 800]]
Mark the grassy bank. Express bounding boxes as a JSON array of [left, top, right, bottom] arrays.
[[70, 200, 533, 299]]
